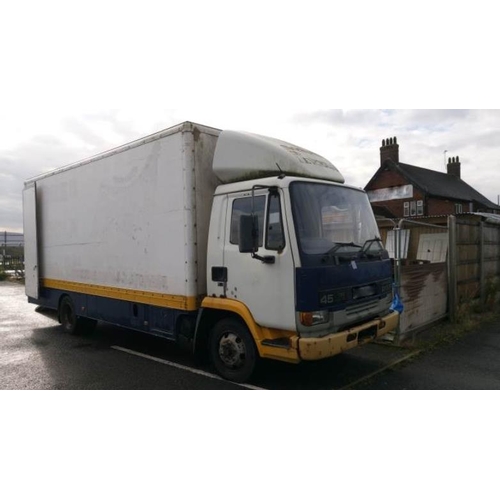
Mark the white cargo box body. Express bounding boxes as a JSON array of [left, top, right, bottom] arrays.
[[25, 122, 221, 309]]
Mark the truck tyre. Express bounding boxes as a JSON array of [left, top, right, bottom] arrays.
[[209, 318, 257, 383], [59, 296, 96, 335]]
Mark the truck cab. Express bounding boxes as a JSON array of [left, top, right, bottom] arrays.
[[199, 131, 398, 382]]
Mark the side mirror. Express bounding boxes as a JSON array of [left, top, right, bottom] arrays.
[[239, 214, 259, 253]]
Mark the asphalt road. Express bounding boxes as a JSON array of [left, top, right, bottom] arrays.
[[360, 316, 500, 389], [3, 281, 499, 389], [1, 280, 416, 390]]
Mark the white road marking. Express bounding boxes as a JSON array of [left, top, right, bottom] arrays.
[[111, 345, 265, 390]]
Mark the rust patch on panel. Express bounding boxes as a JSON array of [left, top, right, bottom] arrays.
[[402, 263, 446, 302], [193, 127, 201, 142], [400, 263, 447, 334]]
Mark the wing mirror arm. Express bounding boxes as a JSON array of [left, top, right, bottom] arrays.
[[251, 253, 276, 264]]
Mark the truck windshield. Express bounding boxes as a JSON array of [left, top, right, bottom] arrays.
[[290, 182, 381, 260]]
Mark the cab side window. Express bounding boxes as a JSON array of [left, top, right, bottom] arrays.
[[266, 192, 285, 251], [230, 196, 265, 247]]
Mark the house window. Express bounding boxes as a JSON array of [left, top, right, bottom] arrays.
[[455, 204, 463, 214], [410, 201, 417, 216], [404, 202, 409, 217], [417, 200, 424, 216]]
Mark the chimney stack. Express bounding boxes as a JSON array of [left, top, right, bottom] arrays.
[[447, 156, 461, 179], [380, 137, 399, 166]]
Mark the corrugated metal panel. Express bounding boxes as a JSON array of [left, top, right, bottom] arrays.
[[400, 263, 448, 334]]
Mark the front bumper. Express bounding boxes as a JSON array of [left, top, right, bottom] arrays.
[[298, 311, 399, 361]]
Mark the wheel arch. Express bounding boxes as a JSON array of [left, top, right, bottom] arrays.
[[194, 297, 301, 365], [193, 298, 261, 356]]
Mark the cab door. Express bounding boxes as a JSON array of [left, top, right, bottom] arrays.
[[223, 188, 296, 331]]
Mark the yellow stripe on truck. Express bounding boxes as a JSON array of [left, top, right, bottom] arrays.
[[42, 278, 199, 311]]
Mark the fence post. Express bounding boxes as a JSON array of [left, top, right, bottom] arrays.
[[394, 227, 400, 289], [393, 223, 402, 345], [448, 215, 458, 322], [480, 221, 485, 307], [2, 231, 6, 270]]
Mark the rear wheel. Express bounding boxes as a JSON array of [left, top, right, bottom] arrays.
[[209, 318, 257, 383], [59, 296, 96, 335]]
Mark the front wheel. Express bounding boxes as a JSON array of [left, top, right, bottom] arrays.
[[209, 319, 257, 383]]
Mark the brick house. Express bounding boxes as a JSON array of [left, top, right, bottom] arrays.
[[365, 138, 500, 218]]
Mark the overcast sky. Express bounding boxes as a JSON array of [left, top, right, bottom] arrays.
[[1, 1, 499, 232]]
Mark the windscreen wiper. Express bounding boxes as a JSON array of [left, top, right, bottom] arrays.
[[324, 242, 362, 257], [358, 237, 383, 257]]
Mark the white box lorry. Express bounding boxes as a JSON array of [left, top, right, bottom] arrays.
[[23, 121, 398, 382]]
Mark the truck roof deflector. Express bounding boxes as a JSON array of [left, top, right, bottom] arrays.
[[213, 130, 345, 184]]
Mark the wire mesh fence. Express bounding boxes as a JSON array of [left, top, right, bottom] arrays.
[[1, 231, 25, 278]]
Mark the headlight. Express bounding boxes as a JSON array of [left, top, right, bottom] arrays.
[[299, 310, 329, 327]]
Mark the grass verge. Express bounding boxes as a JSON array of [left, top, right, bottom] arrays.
[[403, 307, 500, 353]]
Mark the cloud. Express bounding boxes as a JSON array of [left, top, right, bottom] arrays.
[[294, 109, 471, 132], [292, 109, 385, 127], [1, 109, 500, 232], [285, 109, 500, 204], [0, 115, 147, 231]]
